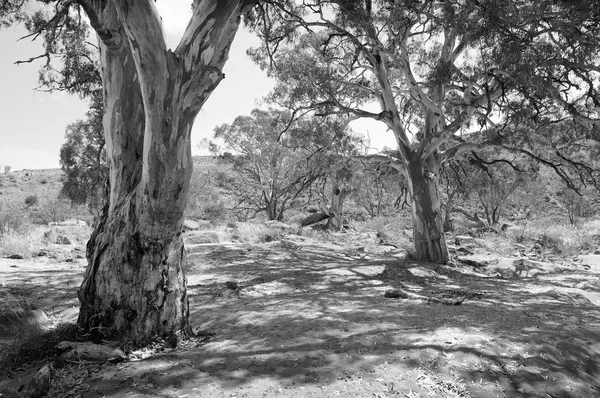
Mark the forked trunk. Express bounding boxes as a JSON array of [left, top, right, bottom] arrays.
[[406, 154, 449, 263], [77, 0, 251, 344]]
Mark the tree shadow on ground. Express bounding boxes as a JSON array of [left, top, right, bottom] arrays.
[[82, 240, 600, 397]]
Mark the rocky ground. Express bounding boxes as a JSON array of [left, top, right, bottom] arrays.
[[1, 228, 600, 398]]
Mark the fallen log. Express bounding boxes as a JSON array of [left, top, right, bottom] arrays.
[[300, 212, 329, 227], [384, 288, 466, 305]]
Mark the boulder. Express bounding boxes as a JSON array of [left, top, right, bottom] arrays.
[[183, 219, 200, 230], [408, 266, 446, 279]]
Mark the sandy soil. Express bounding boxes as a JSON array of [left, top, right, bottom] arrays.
[[1, 235, 600, 398]]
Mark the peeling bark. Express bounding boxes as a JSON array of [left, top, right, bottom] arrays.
[[406, 153, 449, 263], [325, 186, 347, 231], [77, 0, 252, 344]]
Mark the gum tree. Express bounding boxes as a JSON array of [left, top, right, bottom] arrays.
[[253, 0, 600, 263], [3, 0, 258, 344], [210, 108, 358, 222]]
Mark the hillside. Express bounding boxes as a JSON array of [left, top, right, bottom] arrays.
[[0, 169, 63, 209]]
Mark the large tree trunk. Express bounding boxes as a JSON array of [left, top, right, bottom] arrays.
[[77, 0, 252, 345], [325, 185, 347, 230], [406, 154, 449, 263]]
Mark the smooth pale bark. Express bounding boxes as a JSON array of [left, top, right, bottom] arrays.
[[78, 0, 253, 344]]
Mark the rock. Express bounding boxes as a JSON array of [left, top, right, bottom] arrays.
[[577, 254, 600, 272], [454, 235, 475, 245], [59, 219, 87, 227], [36, 251, 48, 257], [55, 235, 72, 245], [457, 254, 498, 268], [57, 341, 126, 363], [224, 281, 239, 290], [183, 219, 200, 230], [384, 289, 405, 299], [22, 364, 52, 398], [6, 254, 24, 260], [408, 266, 446, 279], [456, 247, 473, 255]]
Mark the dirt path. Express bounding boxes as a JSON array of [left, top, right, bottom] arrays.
[[2, 237, 600, 397]]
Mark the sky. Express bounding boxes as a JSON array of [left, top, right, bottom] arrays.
[[0, 1, 393, 171]]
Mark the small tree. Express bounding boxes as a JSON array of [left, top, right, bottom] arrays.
[[3, 165, 11, 174]]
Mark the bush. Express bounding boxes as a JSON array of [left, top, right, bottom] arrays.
[[24, 195, 38, 208], [34, 199, 73, 224]]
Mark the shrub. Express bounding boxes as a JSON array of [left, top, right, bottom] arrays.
[[24, 194, 38, 207], [35, 198, 73, 224], [4, 165, 11, 174]]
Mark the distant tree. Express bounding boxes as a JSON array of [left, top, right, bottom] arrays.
[[3, 165, 11, 174], [211, 109, 356, 222], [60, 92, 107, 213], [252, 0, 600, 263], [351, 159, 406, 219]]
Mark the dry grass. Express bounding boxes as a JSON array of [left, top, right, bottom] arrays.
[[0, 227, 42, 258], [0, 287, 79, 375], [230, 222, 299, 243], [473, 217, 600, 257], [0, 225, 91, 257]]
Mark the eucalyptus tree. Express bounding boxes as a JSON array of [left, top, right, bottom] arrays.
[[251, 0, 600, 262], [211, 108, 357, 222], [3, 0, 258, 344]]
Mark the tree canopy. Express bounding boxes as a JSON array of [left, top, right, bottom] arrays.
[[210, 108, 359, 221], [246, 0, 600, 261]]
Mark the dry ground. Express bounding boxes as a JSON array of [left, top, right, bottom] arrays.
[[1, 232, 600, 398]]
